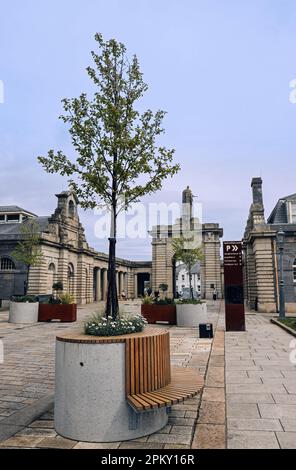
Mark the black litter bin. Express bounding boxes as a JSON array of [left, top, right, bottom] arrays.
[[199, 323, 213, 338]]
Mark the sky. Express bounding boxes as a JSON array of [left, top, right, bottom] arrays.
[[1, 0, 296, 260]]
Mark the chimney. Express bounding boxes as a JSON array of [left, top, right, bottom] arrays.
[[251, 177, 263, 205]]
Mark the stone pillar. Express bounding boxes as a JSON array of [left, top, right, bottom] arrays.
[[253, 236, 277, 313], [96, 268, 101, 301], [202, 224, 223, 300], [103, 269, 108, 300], [134, 274, 138, 298]]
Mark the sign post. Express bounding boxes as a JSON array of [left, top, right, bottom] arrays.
[[223, 241, 246, 331]]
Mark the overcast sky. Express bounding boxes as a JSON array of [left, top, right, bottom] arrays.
[[1, 0, 296, 259]]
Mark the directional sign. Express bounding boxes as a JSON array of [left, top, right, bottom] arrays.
[[223, 241, 245, 332]]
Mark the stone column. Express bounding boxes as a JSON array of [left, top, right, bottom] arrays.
[[103, 269, 108, 300], [134, 274, 138, 298], [96, 268, 101, 302]]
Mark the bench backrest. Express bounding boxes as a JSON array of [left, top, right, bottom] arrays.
[[125, 329, 171, 396]]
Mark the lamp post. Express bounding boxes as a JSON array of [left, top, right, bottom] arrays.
[[277, 228, 286, 319]]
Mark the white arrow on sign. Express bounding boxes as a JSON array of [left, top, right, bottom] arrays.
[[226, 244, 239, 252]]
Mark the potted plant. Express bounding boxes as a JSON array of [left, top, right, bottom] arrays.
[[141, 294, 176, 324], [38, 33, 180, 442], [9, 220, 43, 324], [38, 292, 77, 322], [172, 236, 206, 327]]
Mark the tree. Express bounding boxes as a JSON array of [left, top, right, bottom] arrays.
[[38, 33, 179, 320], [172, 237, 203, 300], [12, 219, 43, 295]]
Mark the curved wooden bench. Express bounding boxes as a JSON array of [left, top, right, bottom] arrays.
[[125, 327, 203, 412], [57, 326, 204, 413]]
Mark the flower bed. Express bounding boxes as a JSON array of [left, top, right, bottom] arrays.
[[84, 313, 147, 336]]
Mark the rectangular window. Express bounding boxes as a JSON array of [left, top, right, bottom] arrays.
[[0, 215, 5, 223], [7, 214, 19, 222], [181, 275, 185, 281], [290, 202, 296, 223]]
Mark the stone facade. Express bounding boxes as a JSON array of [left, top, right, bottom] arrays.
[[243, 177, 296, 313], [0, 187, 224, 304], [0, 191, 151, 304], [149, 187, 223, 300]]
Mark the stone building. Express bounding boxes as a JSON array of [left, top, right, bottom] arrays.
[[0, 191, 151, 304], [243, 177, 296, 313], [175, 261, 201, 297], [0, 187, 223, 304], [149, 186, 223, 300]]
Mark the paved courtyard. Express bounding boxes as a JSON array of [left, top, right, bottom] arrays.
[[0, 300, 220, 449], [0, 300, 296, 448], [226, 314, 296, 449]]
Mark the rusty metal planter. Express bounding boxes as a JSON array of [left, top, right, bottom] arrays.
[[38, 304, 77, 322], [141, 304, 176, 325]]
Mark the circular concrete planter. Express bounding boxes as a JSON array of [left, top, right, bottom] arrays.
[[176, 302, 207, 327], [9, 301, 39, 324], [55, 332, 168, 442]]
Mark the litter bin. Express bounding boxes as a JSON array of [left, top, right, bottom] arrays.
[[199, 323, 213, 338]]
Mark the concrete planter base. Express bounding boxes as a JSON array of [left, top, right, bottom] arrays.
[[55, 337, 168, 442], [176, 303, 207, 327], [9, 301, 39, 324]]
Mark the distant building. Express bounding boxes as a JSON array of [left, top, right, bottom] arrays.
[[243, 177, 296, 313], [0, 191, 151, 304], [175, 262, 201, 296], [0, 186, 223, 304]]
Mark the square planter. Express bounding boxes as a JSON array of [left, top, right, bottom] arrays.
[[141, 304, 176, 324], [38, 304, 77, 322]]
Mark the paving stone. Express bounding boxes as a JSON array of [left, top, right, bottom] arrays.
[[226, 376, 262, 384], [168, 417, 195, 426], [258, 404, 296, 419], [192, 424, 225, 449], [37, 437, 77, 449], [226, 393, 274, 404], [147, 433, 191, 446], [170, 425, 193, 435], [198, 402, 225, 425], [74, 442, 120, 449], [29, 419, 54, 428], [226, 383, 287, 394], [205, 367, 224, 387], [276, 432, 296, 449], [0, 436, 44, 448], [163, 444, 190, 449], [202, 387, 225, 403], [227, 430, 280, 449], [227, 403, 260, 419], [227, 418, 282, 431], [119, 442, 164, 449], [15, 427, 57, 437], [272, 394, 296, 404], [280, 418, 296, 431]]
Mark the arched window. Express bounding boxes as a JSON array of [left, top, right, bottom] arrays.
[[47, 263, 56, 294], [293, 259, 296, 283], [67, 263, 75, 294], [68, 200, 75, 218], [0, 257, 15, 271]]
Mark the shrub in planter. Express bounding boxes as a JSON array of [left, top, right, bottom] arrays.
[[9, 295, 39, 324], [141, 296, 176, 324], [38, 293, 77, 322], [175, 299, 207, 327]]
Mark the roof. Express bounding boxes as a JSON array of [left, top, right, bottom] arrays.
[[267, 193, 296, 224], [0, 216, 49, 236], [0, 205, 37, 216]]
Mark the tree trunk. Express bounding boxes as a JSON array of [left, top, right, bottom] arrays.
[[24, 264, 30, 296], [106, 205, 118, 320], [189, 269, 193, 300]]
